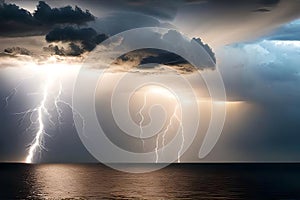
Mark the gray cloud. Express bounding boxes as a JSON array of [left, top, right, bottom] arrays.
[[77, 0, 281, 21], [43, 43, 84, 57], [45, 27, 108, 56], [0, 2, 42, 37], [253, 8, 271, 12], [210, 38, 300, 161], [46, 27, 98, 43], [174, 0, 300, 47], [112, 30, 216, 73], [115, 48, 198, 73], [193, 38, 215, 63], [33, 1, 94, 25], [4, 47, 32, 56], [0, 1, 95, 37], [265, 20, 300, 41]]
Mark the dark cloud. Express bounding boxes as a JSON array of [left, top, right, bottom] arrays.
[[46, 27, 98, 43], [0, 3, 43, 37], [113, 30, 216, 73], [140, 49, 190, 66], [253, 8, 271, 12], [33, 1, 95, 25], [45, 27, 108, 56], [0, 1, 95, 37], [4, 47, 32, 56], [115, 48, 197, 73], [193, 38, 215, 63], [43, 43, 83, 57], [82, 33, 108, 51]]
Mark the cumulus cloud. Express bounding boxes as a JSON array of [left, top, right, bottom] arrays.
[[0, 1, 95, 37], [33, 1, 95, 25], [46, 27, 98, 43], [0, 3, 42, 37], [43, 43, 84, 57], [4, 47, 32, 56], [218, 40, 300, 103], [45, 27, 108, 56], [100, 29, 216, 74], [114, 48, 196, 73], [193, 38, 216, 63]]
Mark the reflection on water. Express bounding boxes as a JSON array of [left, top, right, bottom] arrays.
[[1, 164, 300, 199]]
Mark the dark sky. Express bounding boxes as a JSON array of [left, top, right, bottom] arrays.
[[1, 0, 300, 163]]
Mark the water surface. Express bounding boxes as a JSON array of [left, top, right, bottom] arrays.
[[1, 163, 300, 199]]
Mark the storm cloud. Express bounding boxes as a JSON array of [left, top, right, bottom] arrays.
[[0, 2, 41, 37], [46, 27, 98, 43], [45, 27, 108, 56], [0, 1, 95, 37], [109, 30, 216, 73], [34, 1, 94, 25]]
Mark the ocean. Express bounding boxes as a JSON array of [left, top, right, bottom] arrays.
[[1, 163, 300, 199]]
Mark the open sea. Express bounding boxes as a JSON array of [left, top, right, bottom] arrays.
[[1, 163, 300, 199]]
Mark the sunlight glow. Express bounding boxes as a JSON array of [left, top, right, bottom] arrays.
[[198, 99, 244, 105], [147, 86, 176, 99]]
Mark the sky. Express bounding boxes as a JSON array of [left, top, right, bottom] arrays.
[[0, 0, 300, 163]]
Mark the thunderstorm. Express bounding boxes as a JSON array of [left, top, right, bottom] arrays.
[[2, 63, 82, 163]]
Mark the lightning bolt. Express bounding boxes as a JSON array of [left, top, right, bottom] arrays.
[[137, 91, 184, 163], [137, 93, 147, 149], [160, 105, 183, 163], [174, 105, 184, 163], [25, 76, 54, 163], [2, 67, 85, 164]]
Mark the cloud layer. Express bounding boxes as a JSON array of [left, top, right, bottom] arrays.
[[44, 27, 108, 56], [265, 20, 300, 41], [105, 30, 216, 73], [214, 38, 300, 160], [34, 1, 94, 25], [0, 1, 95, 37]]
